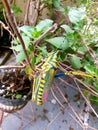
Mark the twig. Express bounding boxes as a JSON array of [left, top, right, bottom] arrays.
[[88, 126, 97, 130], [78, 31, 96, 62], [60, 77, 98, 97], [30, 0, 41, 26], [3, 8, 14, 39], [24, 0, 31, 25], [58, 62, 73, 72], [51, 82, 83, 128], [58, 63, 98, 97], [76, 78, 98, 97], [59, 77, 80, 91], [50, 87, 65, 109], [34, 23, 58, 45], [0, 50, 12, 65], [0, 65, 25, 69], [0, 110, 4, 125], [69, 111, 97, 130], [82, 100, 90, 130], [44, 111, 62, 130], [0, 20, 14, 38], [39, 3, 46, 11], [1, 0, 34, 71], [55, 83, 84, 127], [68, 112, 83, 128], [74, 79, 98, 118]]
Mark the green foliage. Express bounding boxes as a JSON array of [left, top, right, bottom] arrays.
[[35, 19, 53, 32], [67, 6, 86, 25], [12, 19, 53, 63], [45, 37, 69, 50], [44, 0, 64, 11], [61, 24, 74, 33], [84, 65, 98, 77], [15, 94, 22, 99], [90, 95, 98, 105], [11, 1, 98, 105], [70, 55, 82, 69]]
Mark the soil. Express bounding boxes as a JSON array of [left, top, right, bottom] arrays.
[[0, 69, 31, 100]]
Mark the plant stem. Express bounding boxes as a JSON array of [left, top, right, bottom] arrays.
[[74, 79, 98, 118], [24, 0, 31, 25], [0, 20, 14, 38], [1, 0, 34, 71], [30, 0, 41, 26], [0, 65, 25, 69], [34, 23, 58, 46]]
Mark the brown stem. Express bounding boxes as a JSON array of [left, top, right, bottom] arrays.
[[55, 83, 84, 126], [50, 87, 64, 109], [74, 79, 98, 118], [0, 65, 25, 69], [0, 50, 12, 65], [0, 111, 4, 125], [24, 0, 31, 25], [0, 20, 14, 38], [1, 0, 34, 71], [34, 23, 58, 45], [44, 111, 62, 130], [30, 0, 40, 26]]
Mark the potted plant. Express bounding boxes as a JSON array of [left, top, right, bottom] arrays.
[[0, 67, 32, 113], [0, 0, 33, 113]]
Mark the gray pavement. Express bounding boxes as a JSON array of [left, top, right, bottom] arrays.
[[0, 78, 98, 130]]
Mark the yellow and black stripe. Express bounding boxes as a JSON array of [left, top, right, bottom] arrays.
[[32, 50, 97, 105], [32, 51, 58, 105], [65, 71, 95, 79], [42, 51, 58, 69], [37, 78, 46, 105]]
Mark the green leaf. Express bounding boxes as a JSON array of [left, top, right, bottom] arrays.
[[70, 55, 82, 69], [65, 31, 81, 47], [90, 95, 98, 105], [11, 44, 23, 52], [84, 65, 98, 76], [68, 7, 86, 24], [15, 94, 22, 99], [22, 35, 31, 49], [11, 37, 20, 45], [32, 28, 43, 38], [36, 19, 53, 32], [31, 56, 36, 67], [35, 55, 43, 64], [93, 80, 98, 90], [58, 51, 66, 62], [61, 24, 74, 33], [46, 37, 69, 50], [31, 19, 53, 38], [19, 25, 34, 38], [78, 46, 87, 54], [16, 51, 25, 63], [38, 46, 47, 56], [52, 0, 64, 12]]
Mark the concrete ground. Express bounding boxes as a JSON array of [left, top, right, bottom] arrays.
[[0, 79, 98, 130], [0, 50, 98, 130]]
